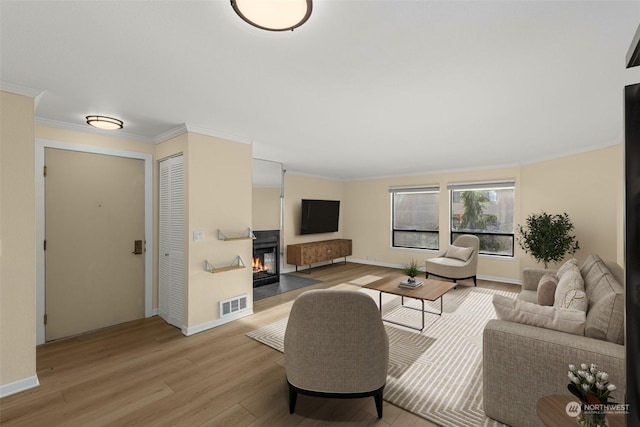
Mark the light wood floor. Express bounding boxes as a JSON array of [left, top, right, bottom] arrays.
[[0, 263, 519, 426]]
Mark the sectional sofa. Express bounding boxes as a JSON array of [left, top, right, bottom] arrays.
[[482, 254, 625, 426]]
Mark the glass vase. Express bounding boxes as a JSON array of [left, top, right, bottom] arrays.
[[578, 410, 608, 427]]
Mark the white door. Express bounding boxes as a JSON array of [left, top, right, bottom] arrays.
[[159, 155, 185, 330], [45, 148, 145, 341]]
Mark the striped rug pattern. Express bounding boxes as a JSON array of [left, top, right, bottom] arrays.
[[247, 280, 516, 426]]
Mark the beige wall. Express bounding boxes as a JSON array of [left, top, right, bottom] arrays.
[[283, 173, 346, 266], [519, 144, 623, 269], [342, 145, 623, 282], [186, 133, 252, 328], [1, 91, 36, 388], [36, 125, 156, 155], [344, 166, 522, 281], [252, 187, 281, 231]]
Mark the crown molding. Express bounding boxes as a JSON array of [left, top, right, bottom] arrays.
[[152, 123, 252, 145], [184, 124, 252, 145], [0, 80, 43, 98], [36, 117, 154, 144], [152, 124, 188, 143], [34, 117, 255, 147]]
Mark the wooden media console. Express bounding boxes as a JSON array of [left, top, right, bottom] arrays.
[[286, 239, 352, 273]]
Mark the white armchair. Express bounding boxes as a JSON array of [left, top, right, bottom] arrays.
[[425, 234, 479, 286]]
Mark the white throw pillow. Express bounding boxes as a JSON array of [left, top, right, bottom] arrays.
[[492, 295, 586, 335], [556, 258, 579, 280], [445, 245, 473, 262], [556, 288, 588, 311], [553, 268, 586, 311]]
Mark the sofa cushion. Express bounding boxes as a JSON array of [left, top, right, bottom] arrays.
[[553, 268, 584, 309], [517, 289, 538, 304], [584, 273, 625, 344], [492, 295, 586, 335], [556, 258, 579, 280], [580, 254, 600, 278], [582, 255, 608, 300], [445, 245, 473, 262], [537, 274, 558, 306]]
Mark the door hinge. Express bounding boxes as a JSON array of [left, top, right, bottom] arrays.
[[44, 314, 48, 325], [44, 240, 47, 251], [43, 166, 47, 177]]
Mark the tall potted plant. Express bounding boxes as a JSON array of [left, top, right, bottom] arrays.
[[517, 212, 580, 268]]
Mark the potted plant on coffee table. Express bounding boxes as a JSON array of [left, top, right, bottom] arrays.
[[403, 259, 420, 283]]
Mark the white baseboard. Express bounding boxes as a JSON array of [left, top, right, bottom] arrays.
[[282, 257, 521, 286], [477, 274, 521, 286], [282, 257, 404, 274], [348, 258, 406, 270], [183, 310, 254, 336], [0, 375, 40, 398], [348, 258, 521, 286]]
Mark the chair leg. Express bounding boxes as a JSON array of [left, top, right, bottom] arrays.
[[288, 383, 298, 414], [374, 389, 384, 419], [473, 276, 477, 287]]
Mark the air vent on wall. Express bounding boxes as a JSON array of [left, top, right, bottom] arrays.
[[220, 294, 248, 317]]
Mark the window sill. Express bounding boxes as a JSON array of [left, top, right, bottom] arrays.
[[390, 246, 440, 254], [478, 254, 516, 261]]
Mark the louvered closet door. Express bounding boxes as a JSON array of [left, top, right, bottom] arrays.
[[159, 155, 185, 330]]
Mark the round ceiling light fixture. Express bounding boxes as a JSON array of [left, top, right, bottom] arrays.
[[231, 0, 312, 32], [85, 115, 123, 130]]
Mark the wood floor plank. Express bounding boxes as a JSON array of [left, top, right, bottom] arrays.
[[0, 263, 518, 426]]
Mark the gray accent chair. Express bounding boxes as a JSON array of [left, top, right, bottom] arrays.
[[425, 234, 480, 286], [284, 289, 389, 418]]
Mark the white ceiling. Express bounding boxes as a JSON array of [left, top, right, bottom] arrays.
[[2, 1, 640, 181]]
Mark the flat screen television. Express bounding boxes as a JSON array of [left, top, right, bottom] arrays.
[[300, 199, 340, 235]]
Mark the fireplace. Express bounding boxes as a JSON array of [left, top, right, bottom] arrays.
[[252, 230, 280, 287]]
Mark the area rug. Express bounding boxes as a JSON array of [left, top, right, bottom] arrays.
[[247, 278, 516, 427]]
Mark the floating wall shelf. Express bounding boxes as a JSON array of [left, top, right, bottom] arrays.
[[205, 255, 246, 273], [218, 228, 256, 241]]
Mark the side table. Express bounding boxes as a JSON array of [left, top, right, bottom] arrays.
[[536, 395, 626, 427]]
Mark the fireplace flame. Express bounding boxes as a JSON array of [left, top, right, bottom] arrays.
[[253, 257, 265, 273]]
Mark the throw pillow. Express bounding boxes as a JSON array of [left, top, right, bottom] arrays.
[[445, 245, 473, 262], [556, 288, 588, 311], [556, 258, 579, 280], [537, 273, 558, 306], [492, 295, 586, 335], [553, 268, 584, 309]]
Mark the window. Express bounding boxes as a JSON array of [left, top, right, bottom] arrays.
[[391, 186, 439, 250], [448, 181, 515, 256]]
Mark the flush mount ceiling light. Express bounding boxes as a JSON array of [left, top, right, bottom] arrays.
[[231, 0, 312, 32], [85, 115, 123, 130]]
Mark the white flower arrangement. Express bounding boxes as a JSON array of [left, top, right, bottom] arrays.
[[567, 363, 616, 404]]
